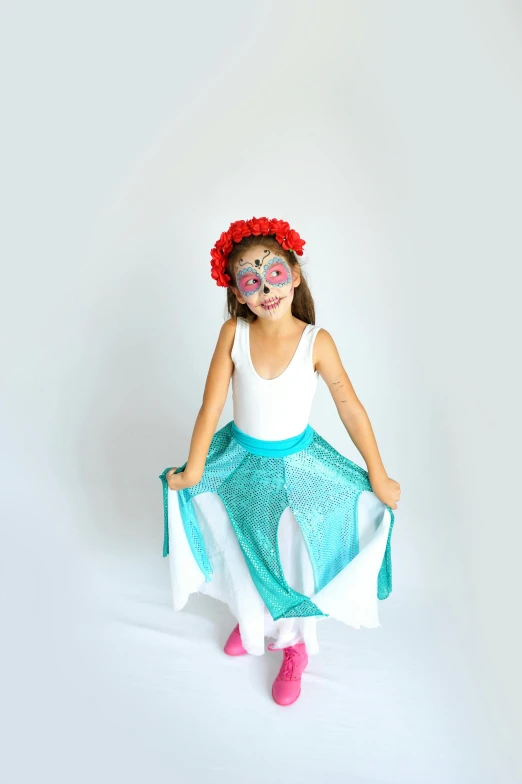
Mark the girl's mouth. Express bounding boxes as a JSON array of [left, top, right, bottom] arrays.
[[261, 298, 281, 311]]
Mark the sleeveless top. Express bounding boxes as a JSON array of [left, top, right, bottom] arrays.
[[231, 316, 321, 440]]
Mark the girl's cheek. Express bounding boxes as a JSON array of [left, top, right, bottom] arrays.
[[243, 294, 259, 311]]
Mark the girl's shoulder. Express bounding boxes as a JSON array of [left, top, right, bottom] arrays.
[[221, 316, 239, 338], [311, 326, 342, 371], [221, 316, 247, 355], [215, 318, 239, 356], [223, 315, 241, 326], [223, 315, 247, 335], [313, 324, 332, 345]]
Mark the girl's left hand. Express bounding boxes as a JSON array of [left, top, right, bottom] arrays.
[[369, 471, 401, 510], [166, 467, 201, 491]]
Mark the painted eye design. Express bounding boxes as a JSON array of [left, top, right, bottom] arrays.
[[237, 266, 262, 295], [263, 257, 291, 288]]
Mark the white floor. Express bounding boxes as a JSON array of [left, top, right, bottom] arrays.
[[63, 551, 515, 784], [1, 496, 518, 784]]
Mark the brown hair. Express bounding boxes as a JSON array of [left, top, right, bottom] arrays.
[[223, 235, 316, 324]]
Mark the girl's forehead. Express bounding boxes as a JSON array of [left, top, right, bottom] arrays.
[[233, 247, 279, 271]]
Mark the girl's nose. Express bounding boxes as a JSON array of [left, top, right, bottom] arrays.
[[263, 285, 270, 293]]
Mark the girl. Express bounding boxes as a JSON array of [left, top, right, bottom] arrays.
[[159, 216, 400, 707]]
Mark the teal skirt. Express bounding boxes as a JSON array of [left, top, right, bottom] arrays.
[[159, 420, 395, 623]]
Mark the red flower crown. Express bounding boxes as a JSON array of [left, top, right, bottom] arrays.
[[210, 216, 306, 288]]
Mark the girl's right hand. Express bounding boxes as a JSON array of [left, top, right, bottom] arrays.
[[166, 467, 201, 491]]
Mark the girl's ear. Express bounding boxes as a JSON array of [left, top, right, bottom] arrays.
[[292, 268, 301, 288]]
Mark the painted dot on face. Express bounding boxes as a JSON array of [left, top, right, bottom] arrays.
[[262, 257, 291, 288], [237, 265, 262, 296]]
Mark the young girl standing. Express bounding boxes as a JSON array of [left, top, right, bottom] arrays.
[[159, 216, 400, 707]]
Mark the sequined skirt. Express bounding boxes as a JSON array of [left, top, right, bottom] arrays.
[[159, 420, 395, 655]]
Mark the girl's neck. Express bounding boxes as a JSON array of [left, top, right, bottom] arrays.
[[250, 312, 302, 338]]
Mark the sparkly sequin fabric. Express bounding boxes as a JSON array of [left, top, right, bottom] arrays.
[[159, 420, 394, 622]]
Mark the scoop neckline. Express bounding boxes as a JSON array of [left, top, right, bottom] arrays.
[[246, 319, 310, 382]]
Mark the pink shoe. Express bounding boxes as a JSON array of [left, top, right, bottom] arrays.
[[224, 623, 248, 656], [268, 641, 309, 706]]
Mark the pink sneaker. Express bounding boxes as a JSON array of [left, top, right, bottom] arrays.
[[268, 641, 309, 706], [224, 623, 248, 656]]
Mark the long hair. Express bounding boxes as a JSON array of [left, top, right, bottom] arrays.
[[223, 235, 316, 324]]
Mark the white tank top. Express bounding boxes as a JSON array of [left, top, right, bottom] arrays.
[[231, 316, 321, 440]]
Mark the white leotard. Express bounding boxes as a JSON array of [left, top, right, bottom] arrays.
[[231, 316, 321, 440]]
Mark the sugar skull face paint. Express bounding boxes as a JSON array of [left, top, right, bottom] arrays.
[[263, 257, 291, 288], [236, 256, 292, 296], [236, 265, 262, 296], [232, 246, 300, 321]]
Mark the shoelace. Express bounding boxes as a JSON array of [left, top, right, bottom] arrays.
[[280, 648, 299, 680]]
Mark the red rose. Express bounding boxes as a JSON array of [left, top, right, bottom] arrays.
[[214, 230, 232, 253], [285, 229, 305, 255], [230, 220, 251, 244], [248, 216, 270, 236], [210, 247, 223, 265], [269, 219, 290, 238]]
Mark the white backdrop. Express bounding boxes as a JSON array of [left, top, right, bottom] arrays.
[[2, 2, 521, 782]]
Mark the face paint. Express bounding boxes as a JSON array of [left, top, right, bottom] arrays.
[[237, 265, 262, 296], [233, 247, 299, 320], [237, 256, 292, 296], [262, 257, 291, 288]]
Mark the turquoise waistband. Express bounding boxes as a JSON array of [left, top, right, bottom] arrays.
[[230, 421, 314, 457]]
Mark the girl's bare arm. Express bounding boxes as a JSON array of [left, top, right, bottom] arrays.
[[314, 328, 400, 508], [171, 318, 236, 486]]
